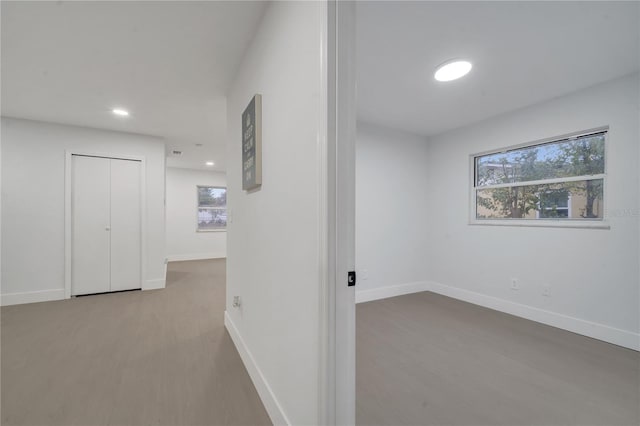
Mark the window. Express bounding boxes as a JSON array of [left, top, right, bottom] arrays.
[[197, 186, 227, 231], [473, 131, 606, 221]]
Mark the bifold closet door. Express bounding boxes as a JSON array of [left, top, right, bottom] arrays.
[[72, 155, 111, 295], [109, 159, 141, 292], [71, 155, 142, 296]]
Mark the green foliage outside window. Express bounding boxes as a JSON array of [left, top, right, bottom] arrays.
[[475, 133, 605, 219]]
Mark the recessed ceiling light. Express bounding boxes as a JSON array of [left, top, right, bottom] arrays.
[[205, 161, 214, 166], [434, 60, 473, 82], [112, 108, 130, 116]]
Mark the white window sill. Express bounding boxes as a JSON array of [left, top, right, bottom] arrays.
[[469, 220, 610, 230]]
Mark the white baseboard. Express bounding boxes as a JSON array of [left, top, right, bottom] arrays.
[[427, 281, 640, 351], [1, 289, 65, 306], [166, 253, 226, 262], [143, 278, 166, 291], [224, 311, 290, 426], [356, 280, 639, 351], [356, 281, 429, 304]]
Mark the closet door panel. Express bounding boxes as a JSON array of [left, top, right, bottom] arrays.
[[71, 155, 111, 295], [109, 159, 142, 291]]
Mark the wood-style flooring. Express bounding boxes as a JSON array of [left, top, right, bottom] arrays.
[[356, 291, 639, 426], [1, 259, 271, 426], [4, 262, 638, 425]]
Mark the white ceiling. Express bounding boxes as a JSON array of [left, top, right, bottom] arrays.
[[4, 1, 638, 164], [357, 1, 640, 137], [1, 0, 267, 171]]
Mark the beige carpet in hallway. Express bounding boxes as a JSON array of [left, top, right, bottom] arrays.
[[1, 259, 271, 426], [356, 291, 640, 426]]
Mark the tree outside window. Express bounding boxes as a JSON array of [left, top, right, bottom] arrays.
[[474, 132, 605, 220]]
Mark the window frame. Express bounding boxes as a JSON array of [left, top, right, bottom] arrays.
[[469, 127, 610, 229], [196, 185, 227, 232]]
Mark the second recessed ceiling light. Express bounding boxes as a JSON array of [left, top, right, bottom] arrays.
[[434, 60, 473, 82]]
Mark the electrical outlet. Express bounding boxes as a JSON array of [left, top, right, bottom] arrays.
[[232, 296, 242, 308], [511, 278, 519, 290], [542, 285, 551, 297]]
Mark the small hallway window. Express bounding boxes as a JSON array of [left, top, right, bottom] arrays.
[[197, 186, 227, 231]]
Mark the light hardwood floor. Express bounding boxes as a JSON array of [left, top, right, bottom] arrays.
[[356, 291, 640, 426], [1, 259, 271, 426]]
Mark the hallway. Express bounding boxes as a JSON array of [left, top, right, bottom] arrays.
[[1, 259, 270, 426]]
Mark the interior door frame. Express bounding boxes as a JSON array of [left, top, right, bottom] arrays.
[[321, 1, 357, 424], [64, 150, 147, 298]]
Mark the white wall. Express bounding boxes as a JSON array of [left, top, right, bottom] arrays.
[[166, 167, 226, 261], [1, 117, 167, 305], [425, 74, 639, 344], [224, 2, 327, 425], [356, 122, 429, 299], [355, 74, 639, 349]]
